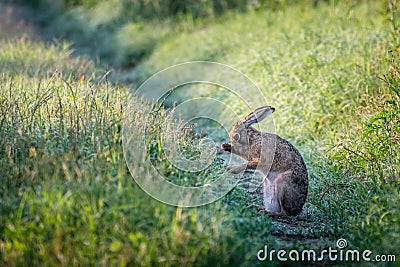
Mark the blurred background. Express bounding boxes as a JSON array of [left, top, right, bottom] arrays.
[[16, 0, 313, 67]]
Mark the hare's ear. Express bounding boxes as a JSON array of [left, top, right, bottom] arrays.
[[243, 106, 275, 127]]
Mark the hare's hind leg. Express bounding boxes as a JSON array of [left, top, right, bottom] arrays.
[[247, 203, 284, 217], [263, 173, 282, 214], [275, 171, 304, 216]]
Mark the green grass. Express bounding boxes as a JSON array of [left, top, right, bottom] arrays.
[[0, 37, 261, 266], [1, 0, 400, 266]]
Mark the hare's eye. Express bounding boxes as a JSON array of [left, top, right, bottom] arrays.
[[233, 133, 240, 142]]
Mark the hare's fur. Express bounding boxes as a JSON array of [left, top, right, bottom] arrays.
[[222, 106, 308, 216]]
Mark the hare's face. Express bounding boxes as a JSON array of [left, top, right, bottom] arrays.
[[229, 123, 252, 159], [230, 123, 248, 144], [228, 106, 274, 160]]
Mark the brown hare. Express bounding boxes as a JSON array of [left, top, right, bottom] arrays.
[[221, 106, 308, 216]]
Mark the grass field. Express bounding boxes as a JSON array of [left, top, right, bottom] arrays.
[[0, 0, 399, 266]]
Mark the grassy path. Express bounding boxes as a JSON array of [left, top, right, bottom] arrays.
[[0, 1, 399, 266]]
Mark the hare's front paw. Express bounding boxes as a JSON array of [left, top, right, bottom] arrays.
[[221, 143, 232, 153], [226, 164, 246, 174]]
